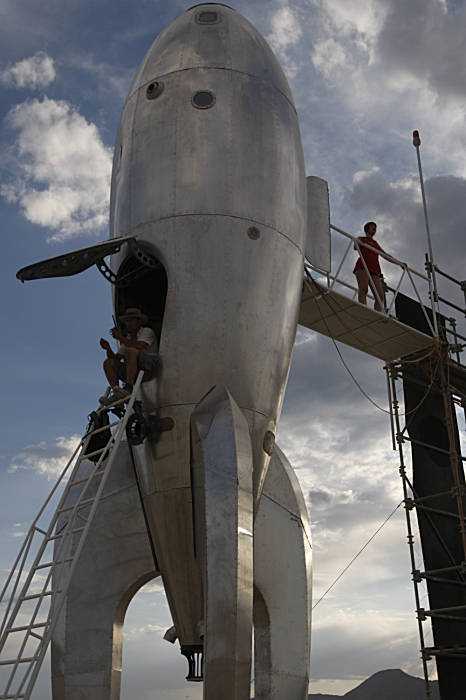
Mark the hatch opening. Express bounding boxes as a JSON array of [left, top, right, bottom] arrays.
[[115, 255, 167, 346]]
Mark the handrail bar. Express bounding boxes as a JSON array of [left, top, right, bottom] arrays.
[[435, 264, 466, 289], [308, 224, 437, 336], [330, 224, 430, 283]]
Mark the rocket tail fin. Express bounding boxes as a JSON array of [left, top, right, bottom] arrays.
[[254, 444, 312, 700]]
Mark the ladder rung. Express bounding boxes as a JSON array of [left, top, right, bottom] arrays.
[[33, 526, 47, 536], [86, 420, 120, 437], [22, 590, 54, 600], [7, 622, 47, 633], [0, 656, 35, 666], [36, 556, 73, 569], [57, 498, 94, 514], [68, 471, 104, 488], [30, 631, 43, 641], [47, 526, 85, 542], [80, 447, 107, 460], [99, 396, 128, 409]]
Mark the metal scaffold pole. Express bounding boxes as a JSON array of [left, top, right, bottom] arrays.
[[412, 130, 440, 339], [388, 362, 433, 700]]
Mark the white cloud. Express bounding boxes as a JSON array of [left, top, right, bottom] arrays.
[[1, 51, 56, 90], [319, 0, 386, 39], [1, 97, 112, 242], [266, 3, 303, 78], [10, 434, 81, 479]]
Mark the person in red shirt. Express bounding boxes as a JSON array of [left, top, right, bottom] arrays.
[[353, 221, 387, 311]]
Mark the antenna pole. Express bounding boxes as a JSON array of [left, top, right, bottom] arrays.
[[413, 130, 440, 337]]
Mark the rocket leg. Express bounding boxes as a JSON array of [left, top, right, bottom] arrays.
[[51, 442, 158, 700], [191, 385, 254, 700], [253, 445, 312, 700]]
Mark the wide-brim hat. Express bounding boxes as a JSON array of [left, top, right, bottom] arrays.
[[120, 307, 148, 323]]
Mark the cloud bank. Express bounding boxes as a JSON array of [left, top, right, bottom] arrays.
[[1, 97, 112, 242]]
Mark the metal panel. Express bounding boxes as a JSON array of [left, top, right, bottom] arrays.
[[306, 176, 330, 272]]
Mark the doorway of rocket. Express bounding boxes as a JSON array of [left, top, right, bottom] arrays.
[[115, 255, 167, 346]]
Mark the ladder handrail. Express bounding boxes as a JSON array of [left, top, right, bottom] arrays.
[[0, 372, 144, 700]]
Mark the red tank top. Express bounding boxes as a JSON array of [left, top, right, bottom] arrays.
[[353, 236, 382, 275]]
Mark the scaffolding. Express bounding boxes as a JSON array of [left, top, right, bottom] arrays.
[[301, 133, 466, 699], [386, 271, 466, 700]]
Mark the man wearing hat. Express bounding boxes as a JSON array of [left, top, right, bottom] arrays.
[[99, 308, 158, 404]]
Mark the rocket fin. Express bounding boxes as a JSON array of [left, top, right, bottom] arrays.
[[305, 176, 330, 272], [191, 385, 254, 699], [253, 444, 312, 700], [16, 235, 134, 282], [51, 441, 158, 700]]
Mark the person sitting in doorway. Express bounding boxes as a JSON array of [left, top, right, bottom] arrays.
[[353, 221, 395, 311], [99, 307, 158, 404]]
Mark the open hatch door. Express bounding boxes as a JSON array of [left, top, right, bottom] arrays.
[[16, 235, 135, 282]]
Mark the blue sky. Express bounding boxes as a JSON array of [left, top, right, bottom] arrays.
[[1, 0, 466, 698]]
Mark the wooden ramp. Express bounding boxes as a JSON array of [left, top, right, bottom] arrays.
[[299, 280, 437, 361]]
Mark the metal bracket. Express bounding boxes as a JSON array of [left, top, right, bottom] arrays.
[[95, 240, 160, 286], [180, 644, 204, 682], [96, 258, 118, 285], [128, 240, 160, 269]]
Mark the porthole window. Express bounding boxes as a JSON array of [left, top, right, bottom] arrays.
[[146, 81, 164, 100], [196, 10, 221, 24], [192, 90, 215, 109]]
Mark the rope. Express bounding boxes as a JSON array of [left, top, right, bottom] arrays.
[[312, 501, 403, 610], [303, 271, 440, 417]]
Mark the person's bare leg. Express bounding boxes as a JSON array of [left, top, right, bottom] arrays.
[[355, 269, 369, 305], [103, 358, 119, 387], [125, 348, 139, 385], [370, 275, 384, 311]]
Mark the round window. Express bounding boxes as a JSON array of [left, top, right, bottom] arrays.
[[192, 90, 216, 109], [146, 81, 164, 100]]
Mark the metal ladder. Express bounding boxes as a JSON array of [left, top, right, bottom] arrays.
[[0, 372, 144, 700]]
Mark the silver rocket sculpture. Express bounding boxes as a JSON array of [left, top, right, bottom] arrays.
[[17, 4, 313, 698]]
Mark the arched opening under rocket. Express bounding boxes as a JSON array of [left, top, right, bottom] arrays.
[[115, 255, 168, 346]]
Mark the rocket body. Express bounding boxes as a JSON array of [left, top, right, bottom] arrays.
[[108, 4, 309, 657], [110, 2, 306, 502], [16, 5, 313, 696]]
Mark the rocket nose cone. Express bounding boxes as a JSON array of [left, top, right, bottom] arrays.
[[128, 4, 294, 105]]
